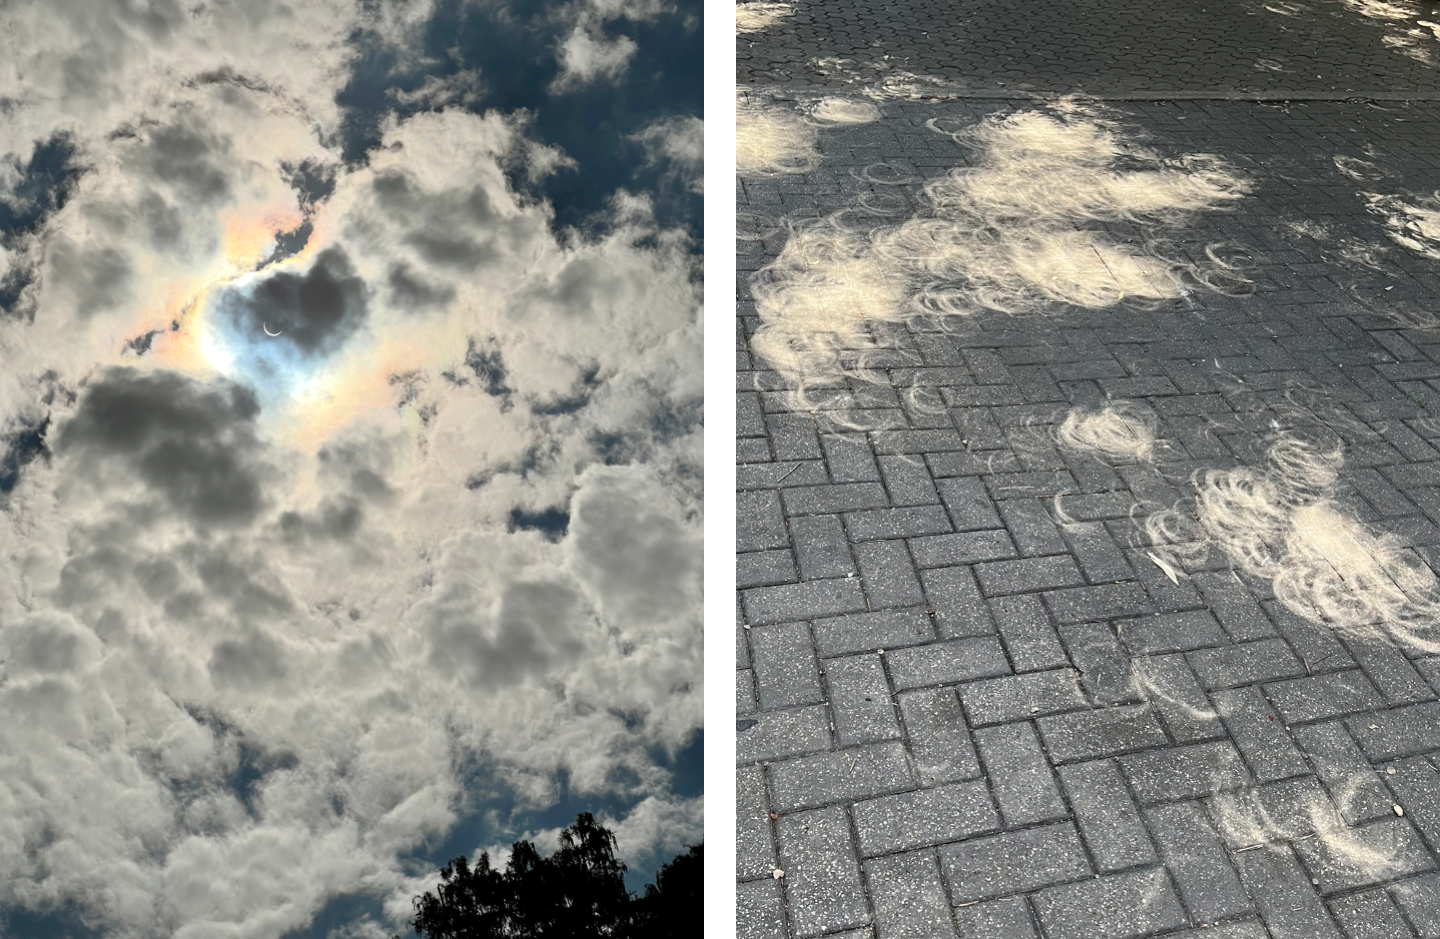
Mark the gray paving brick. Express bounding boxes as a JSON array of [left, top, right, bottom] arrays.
[[822, 433, 881, 482], [737, 765, 776, 880], [989, 591, 1070, 672], [987, 470, 1077, 500], [1265, 603, 1356, 675], [749, 623, 823, 710], [738, 459, 829, 490], [1060, 621, 1141, 706], [951, 896, 1038, 939], [846, 504, 953, 541], [866, 851, 959, 939], [1145, 800, 1251, 921], [897, 688, 981, 785], [1328, 888, 1418, 939], [878, 454, 941, 506], [1062, 520, 1135, 584], [1120, 740, 1251, 803], [743, 578, 868, 627], [1391, 873, 1440, 939], [938, 822, 1092, 904], [777, 806, 870, 937], [1294, 816, 1436, 895], [1187, 637, 1306, 689], [873, 429, 968, 454], [769, 741, 915, 812], [927, 449, 1020, 478], [1045, 582, 1152, 625], [738, 392, 766, 438], [738, 669, 757, 715], [1038, 704, 1169, 763], [1415, 656, 1440, 696], [737, 705, 833, 765], [813, 608, 934, 657], [1213, 685, 1311, 782], [853, 780, 1000, 856], [855, 539, 924, 610], [960, 668, 1088, 727], [1031, 867, 1187, 939], [1133, 653, 1225, 743], [1388, 756, 1440, 855], [883, 637, 1010, 690], [825, 653, 900, 747], [977, 554, 1085, 598], [1235, 846, 1344, 939], [997, 498, 1068, 557], [767, 412, 823, 462], [1346, 702, 1440, 760], [1343, 636, 1437, 707], [1160, 924, 1268, 939], [936, 475, 1003, 531], [790, 514, 857, 580], [1291, 722, 1397, 825], [1059, 760, 1156, 873], [1122, 610, 1227, 655], [1264, 670, 1386, 725], [974, 721, 1068, 827], [920, 566, 994, 638], [1192, 570, 1276, 641], [739, 489, 789, 552], [736, 878, 787, 939], [909, 529, 1017, 568], [738, 549, 798, 589], [782, 482, 891, 516]]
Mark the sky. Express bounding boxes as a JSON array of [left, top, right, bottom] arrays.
[[0, 1, 703, 937]]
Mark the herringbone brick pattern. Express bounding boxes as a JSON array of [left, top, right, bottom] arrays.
[[737, 0, 1440, 94], [736, 98, 1440, 939]]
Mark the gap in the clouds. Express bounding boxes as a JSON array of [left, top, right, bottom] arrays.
[[0, 415, 50, 494], [507, 505, 569, 540], [334, 0, 701, 237], [0, 899, 105, 939], [0, 132, 83, 244], [1, 132, 85, 317]]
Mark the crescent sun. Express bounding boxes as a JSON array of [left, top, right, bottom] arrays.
[[263, 322, 282, 337]]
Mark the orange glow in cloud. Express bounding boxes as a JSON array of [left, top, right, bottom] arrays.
[[285, 337, 433, 452], [115, 197, 439, 454], [222, 202, 306, 270]]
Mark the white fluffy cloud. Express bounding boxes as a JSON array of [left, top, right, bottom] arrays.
[[0, 2, 702, 936]]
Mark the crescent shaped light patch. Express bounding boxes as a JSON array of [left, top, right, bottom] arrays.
[[263, 322, 282, 337]]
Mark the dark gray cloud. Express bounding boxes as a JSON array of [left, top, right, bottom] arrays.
[[386, 261, 455, 309], [372, 169, 508, 270], [208, 626, 290, 691], [136, 116, 232, 204], [215, 247, 367, 357], [423, 571, 590, 688], [56, 367, 268, 526], [47, 238, 132, 319]]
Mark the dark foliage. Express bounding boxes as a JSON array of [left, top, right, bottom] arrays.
[[397, 813, 700, 939]]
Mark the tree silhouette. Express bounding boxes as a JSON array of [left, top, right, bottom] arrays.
[[630, 844, 703, 939], [398, 813, 701, 939]]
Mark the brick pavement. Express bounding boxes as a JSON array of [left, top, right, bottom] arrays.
[[737, 0, 1440, 95], [735, 23, 1440, 935]]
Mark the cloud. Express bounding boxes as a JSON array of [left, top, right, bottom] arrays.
[[629, 116, 704, 194], [0, 2, 701, 935], [552, 24, 640, 90], [54, 367, 269, 527]]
